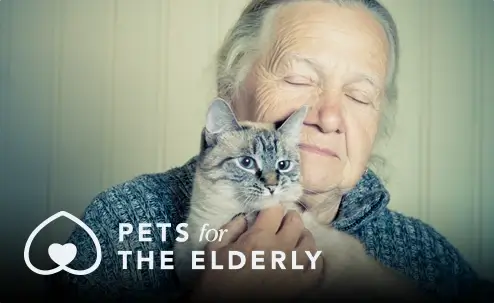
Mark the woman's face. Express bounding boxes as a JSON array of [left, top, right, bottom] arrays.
[[233, 1, 389, 194]]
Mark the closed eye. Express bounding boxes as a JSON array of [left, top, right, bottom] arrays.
[[284, 75, 312, 86], [346, 94, 369, 105]]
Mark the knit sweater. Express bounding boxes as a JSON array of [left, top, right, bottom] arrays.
[[49, 157, 491, 302]]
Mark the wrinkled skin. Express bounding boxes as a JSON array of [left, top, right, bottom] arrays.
[[233, 1, 389, 221]]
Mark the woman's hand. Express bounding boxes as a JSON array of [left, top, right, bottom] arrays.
[[188, 205, 324, 301], [300, 210, 428, 301]]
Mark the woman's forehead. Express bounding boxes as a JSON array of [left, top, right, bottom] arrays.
[[265, 1, 389, 84]]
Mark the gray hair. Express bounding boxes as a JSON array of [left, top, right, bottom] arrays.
[[216, 0, 400, 145]]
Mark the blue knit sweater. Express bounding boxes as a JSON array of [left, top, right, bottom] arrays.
[[49, 157, 491, 302]]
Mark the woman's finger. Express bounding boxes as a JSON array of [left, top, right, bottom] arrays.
[[293, 229, 315, 266], [276, 210, 305, 249], [208, 215, 248, 250], [250, 205, 285, 234], [296, 228, 317, 251]]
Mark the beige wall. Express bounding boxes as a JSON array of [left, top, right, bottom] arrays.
[[1, 0, 493, 286]]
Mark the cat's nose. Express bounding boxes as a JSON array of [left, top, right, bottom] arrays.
[[261, 172, 278, 186], [267, 186, 276, 194]]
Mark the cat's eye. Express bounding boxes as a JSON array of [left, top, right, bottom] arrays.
[[277, 160, 292, 172], [236, 156, 257, 171]]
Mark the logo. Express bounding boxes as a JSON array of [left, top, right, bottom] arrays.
[[24, 211, 102, 276]]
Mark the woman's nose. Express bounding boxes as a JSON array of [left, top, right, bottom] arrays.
[[304, 91, 346, 134]]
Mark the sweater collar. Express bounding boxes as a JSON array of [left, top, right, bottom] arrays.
[[330, 169, 390, 233], [181, 157, 389, 233]]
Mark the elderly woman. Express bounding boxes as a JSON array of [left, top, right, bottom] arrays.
[[50, 0, 490, 302]]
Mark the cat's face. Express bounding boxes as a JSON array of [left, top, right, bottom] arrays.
[[198, 98, 308, 211]]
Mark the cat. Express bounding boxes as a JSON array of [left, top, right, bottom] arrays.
[[173, 98, 307, 287], [173, 98, 395, 299]]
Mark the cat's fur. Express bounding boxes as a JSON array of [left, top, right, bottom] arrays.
[[173, 98, 410, 299], [173, 98, 307, 286]]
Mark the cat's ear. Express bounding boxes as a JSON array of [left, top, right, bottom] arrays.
[[277, 105, 309, 142], [202, 98, 241, 149], [205, 98, 241, 134]]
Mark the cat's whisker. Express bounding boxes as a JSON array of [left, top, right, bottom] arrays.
[[244, 208, 258, 217], [236, 190, 261, 201], [236, 193, 258, 210], [235, 192, 251, 204]]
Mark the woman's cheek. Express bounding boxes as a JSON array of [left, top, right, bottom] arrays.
[[254, 86, 286, 122], [345, 112, 376, 172], [262, 86, 320, 122]]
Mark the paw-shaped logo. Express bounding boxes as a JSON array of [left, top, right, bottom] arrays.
[[24, 211, 102, 276]]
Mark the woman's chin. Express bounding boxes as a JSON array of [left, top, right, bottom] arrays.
[[301, 174, 343, 195], [300, 160, 344, 193]]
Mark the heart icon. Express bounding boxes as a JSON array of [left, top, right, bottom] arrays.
[[48, 243, 77, 266], [25, 211, 102, 276]]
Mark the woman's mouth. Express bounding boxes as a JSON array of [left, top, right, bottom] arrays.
[[298, 143, 339, 159]]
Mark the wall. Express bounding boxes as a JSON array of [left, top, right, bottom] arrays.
[[0, 0, 493, 293]]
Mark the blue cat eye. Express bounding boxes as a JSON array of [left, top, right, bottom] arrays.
[[277, 160, 292, 172], [236, 156, 257, 170]]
